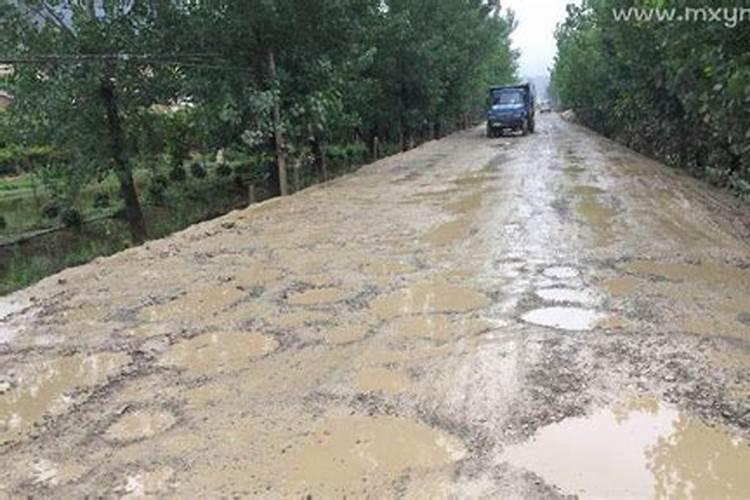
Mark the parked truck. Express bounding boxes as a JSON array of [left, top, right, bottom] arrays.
[[486, 83, 535, 137]]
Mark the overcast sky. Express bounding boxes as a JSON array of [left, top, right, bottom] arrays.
[[502, 0, 581, 78]]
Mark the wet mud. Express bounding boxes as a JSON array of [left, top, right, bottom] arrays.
[[1, 115, 749, 498]]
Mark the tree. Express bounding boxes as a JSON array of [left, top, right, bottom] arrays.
[[1, 0, 187, 243]]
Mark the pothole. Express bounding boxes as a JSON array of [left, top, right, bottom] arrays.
[[139, 287, 245, 322], [322, 323, 370, 344], [104, 409, 176, 442], [370, 283, 490, 318], [281, 415, 466, 497], [159, 331, 278, 375], [353, 367, 411, 394], [502, 398, 750, 499], [521, 307, 605, 331], [0, 352, 129, 445]]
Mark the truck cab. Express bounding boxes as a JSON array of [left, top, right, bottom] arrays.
[[486, 84, 536, 137]]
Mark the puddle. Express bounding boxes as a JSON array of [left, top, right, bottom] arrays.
[[233, 265, 282, 286], [521, 307, 605, 331], [446, 192, 485, 214], [353, 367, 411, 393], [282, 415, 466, 497], [363, 260, 416, 277], [0, 352, 129, 444], [160, 331, 278, 375], [287, 287, 348, 305], [370, 283, 490, 318], [574, 187, 615, 246], [139, 287, 245, 322], [535, 288, 594, 305], [388, 315, 488, 341], [104, 409, 176, 442], [542, 266, 579, 279], [600, 276, 641, 296], [322, 323, 370, 344], [421, 219, 469, 245], [502, 400, 750, 499]]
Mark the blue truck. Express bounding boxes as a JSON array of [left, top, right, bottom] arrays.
[[486, 83, 535, 137]]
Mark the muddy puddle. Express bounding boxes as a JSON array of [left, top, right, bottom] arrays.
[[371, 283, 490, 318], [0, 352, 128, 444], [353, 367, 411, 393], [521, 306, 605, 331], [139, 286, 246, 323], [421, 219, 470, 245], [104, 408, 177, 442], [281, 414, 466, 497], [159, 331, 278, 376], [502, 398, 750, 499], [573, 185, 615, 245]]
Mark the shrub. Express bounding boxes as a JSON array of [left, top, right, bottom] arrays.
[[168, 165, 186, 182], [42, 202, 60, 219], [147, 174, 169, 205], [60, 208, 82, 228], [93, 192, 111, 209], [190, 162, 207, 179], [216, 162, 232, 177], [0, 215, 6, 230]]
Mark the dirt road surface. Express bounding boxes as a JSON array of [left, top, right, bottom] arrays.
[[2, 115, 750, 498]]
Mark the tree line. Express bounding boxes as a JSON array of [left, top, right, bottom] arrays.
[[551, 0, 750, 197], [0, 0, 518, 243]]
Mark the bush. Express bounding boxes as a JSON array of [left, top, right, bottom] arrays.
[[190, 162, 207, 179], [216, 162, 232, 177], [42, 202, 60, 219], [168, 165, 187, 182], [60, 208, 82, 228], [147, 174, 168, 205], [93, 192, 111, 209], [0, 215, 6, 230]]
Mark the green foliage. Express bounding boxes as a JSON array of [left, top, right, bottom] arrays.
[[190, 162, 208, 179], [551, 0, 750, 193], [168, 165, 187, 183]]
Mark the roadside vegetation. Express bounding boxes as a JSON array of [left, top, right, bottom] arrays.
[[550, 0, 750, 199], [0, 0, 519, 294]]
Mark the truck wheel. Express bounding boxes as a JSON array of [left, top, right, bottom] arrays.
[[521, 120, 529, 136], [529, 120, 536, 134], [486, 126, 493, 138]]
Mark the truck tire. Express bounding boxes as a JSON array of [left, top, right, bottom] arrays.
[[521, 120, 529, 136], [529, 119, 535, 134]]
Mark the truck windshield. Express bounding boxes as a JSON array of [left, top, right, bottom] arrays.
[[492, 91, 523, 105]]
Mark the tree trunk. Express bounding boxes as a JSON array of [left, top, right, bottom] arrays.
[[100, 79, 147, 244], [268, 48, 288, 196], [308, 123, 327, 182]]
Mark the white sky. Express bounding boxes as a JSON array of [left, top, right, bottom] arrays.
[[502, 0, 581, 78]]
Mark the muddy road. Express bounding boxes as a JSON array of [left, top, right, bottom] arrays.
[[1, 114, 750, 498]]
